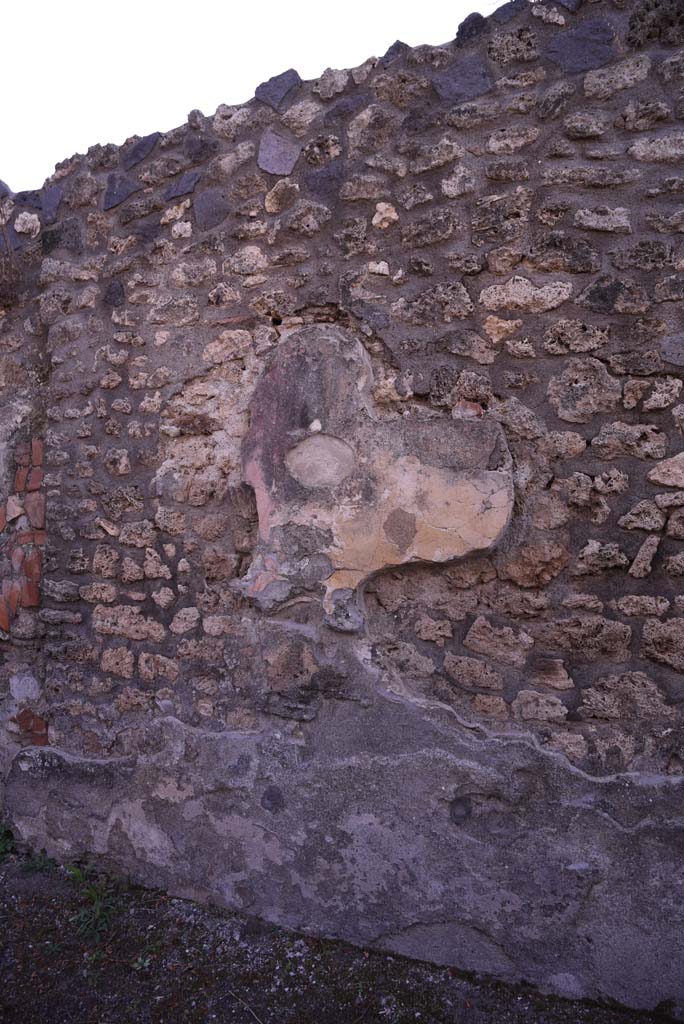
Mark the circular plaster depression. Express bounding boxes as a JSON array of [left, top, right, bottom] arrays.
[[285, 434, 356, 489]]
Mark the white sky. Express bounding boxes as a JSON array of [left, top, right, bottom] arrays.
[[4, 0, 504, 192]]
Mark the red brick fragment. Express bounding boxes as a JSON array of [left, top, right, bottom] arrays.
[[0, 506, 5, 533], [0, 597, 9, 633], [14, 467, 28, 492], [14, 443, 30, 467], [31, 438, 44, 466], [6, 495, 23, 521], [14, 708, 36, 731], [8, 580, 21, 616], [20, 579, 40, 608], [26, 468, 44, 492], [33, 531, 47, 546], [11, 546, 25, 572], [11, 709, 48, 746], [14, 531, 35, 545], [24, 493, 45, 529], [23, 548, 42, 582]]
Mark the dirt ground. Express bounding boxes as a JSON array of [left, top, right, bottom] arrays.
[[0, 839, 671, 1024]]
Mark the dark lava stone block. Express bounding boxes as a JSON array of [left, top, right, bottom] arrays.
[[662, 335, 684, 366], [305, 159, 346, 199], [382, 40, 410, 64], [193, 188, 230, 230], [14, 190, 42, 210], [0, 225, 20, 253], [41, 185, 63, 224], [545, 18, 615, 73], [121, 132, 161, 171], [102, 279, 125, 307], [258, 129, 301, 176], [491, 0, 528, 24], [183, 134, 219, 164], [324, 93, 370, 125], [103, 174, 141, 211], [432, 54, 493, 103], [255, 68, 301, 111], [164, 170, 201, 201], [42, 217, 83, 256], [456, 13, 488, 45]]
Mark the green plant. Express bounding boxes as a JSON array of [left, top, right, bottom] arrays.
[[0, 826, 15, 863], [132, 940, 163, 972], [69, 871, 119, 940], [64, 861, 95, 886], [20, 848, 56, 874]]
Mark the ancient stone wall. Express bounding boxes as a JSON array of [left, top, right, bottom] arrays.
[[1, 0, 684, 1012]]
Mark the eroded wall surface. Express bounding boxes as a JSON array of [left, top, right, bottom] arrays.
[[1, 0, 684, 1011]]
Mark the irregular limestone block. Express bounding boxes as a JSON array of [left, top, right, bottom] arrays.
[[547, 358, 622, 423], [648, 452, 684, 488], [574, 207, 632, 233], [583, 54, 650, 99], [629, 131, 684, 162], [479, 275, 572, 313]]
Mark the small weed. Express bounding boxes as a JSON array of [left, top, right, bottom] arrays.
[[21, 848, 57, 874], [132, 940, 163, 972], [0, 826, 15, 863], [64, 861, 95, 886], [68, 867, 120, 941]]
